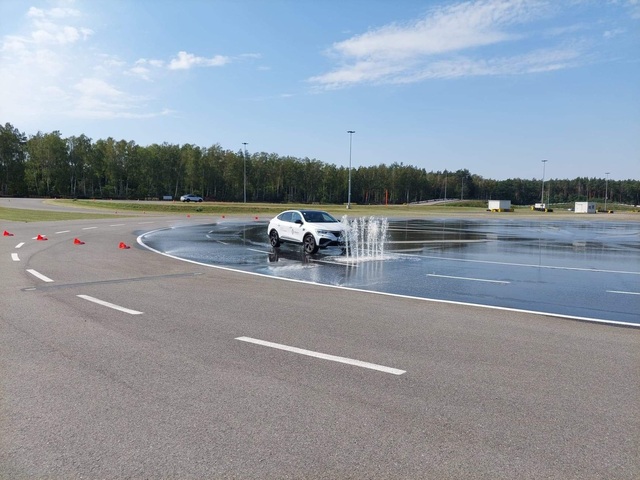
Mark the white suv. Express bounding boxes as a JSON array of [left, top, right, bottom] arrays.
[[267, 210, 344, 254]]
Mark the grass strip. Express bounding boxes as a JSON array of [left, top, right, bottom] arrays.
[[0, 206, 124, 222]]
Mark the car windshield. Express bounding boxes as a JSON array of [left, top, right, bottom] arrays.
[[301, 210, 338, 223]]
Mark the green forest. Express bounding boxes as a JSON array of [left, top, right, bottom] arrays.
[[1, 123, 638, 206]]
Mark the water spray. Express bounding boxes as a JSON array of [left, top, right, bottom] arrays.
[[341, 215, 389, 262]]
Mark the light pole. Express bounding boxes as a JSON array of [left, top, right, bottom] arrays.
[[347, 130, 355, 209], [605, 172, 610, 212], [540, 159, 548, 204], [242, 142, 248, 203], [444, 170, 447, 200]]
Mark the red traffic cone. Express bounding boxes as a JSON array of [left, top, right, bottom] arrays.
[[118, 241, 130, 249], [36, 234, 47, 241], [3, 230, 13, 236], [73, 238, 85, 245]]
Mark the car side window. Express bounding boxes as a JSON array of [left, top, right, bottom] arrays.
[[291, 212, 302, 224], [278, 212, 292, 222]]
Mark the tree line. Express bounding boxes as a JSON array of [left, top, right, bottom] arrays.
[[1, 123, 638, 206]]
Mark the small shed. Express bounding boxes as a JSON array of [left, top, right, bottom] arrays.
[[488, 200, 512, 212], [575, 202, 596, 214]]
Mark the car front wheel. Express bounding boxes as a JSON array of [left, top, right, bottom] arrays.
[[269, 229, 281, 247], [303, 233, 318, 254]]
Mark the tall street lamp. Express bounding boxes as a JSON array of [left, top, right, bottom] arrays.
[[540, 159, 548, 204], [444, 170, 448, 200], [242, 142, 248, 203], [605, 172, 610, 212], [347, 130, 355, 209]]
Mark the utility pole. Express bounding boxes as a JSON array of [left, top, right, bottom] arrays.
[[605, 172, 610, 211], [540, 159, 548, 204], [347, 131, 355, 209], [242, 142, 248, 203]]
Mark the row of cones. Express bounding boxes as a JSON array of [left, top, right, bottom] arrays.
[[4, 230, 130, 249], [73, 238, 130, 248]]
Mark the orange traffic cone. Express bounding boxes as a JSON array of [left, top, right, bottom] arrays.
[[73, 238, 85, 245], [36, 234, 47, 241], [3, 230, 13, 236], [118, 241, 130, 249]]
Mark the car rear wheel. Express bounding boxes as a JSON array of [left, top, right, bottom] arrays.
[[269, 229, 281, 247], [303, 233, 318, 254]]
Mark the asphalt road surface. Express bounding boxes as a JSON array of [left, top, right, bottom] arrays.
[[1, 203, 639, 479]]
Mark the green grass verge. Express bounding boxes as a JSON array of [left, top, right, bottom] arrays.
[[54, 199, 502, 217], [56, 199, 638, 217], [0, 206, 124, 222]]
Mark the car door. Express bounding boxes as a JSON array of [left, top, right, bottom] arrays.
[[290, 211, 306, 243], [276, 212, 293, 241]]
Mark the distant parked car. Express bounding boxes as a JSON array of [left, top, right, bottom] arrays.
[[180, 194, 203, 202], [267, 209, 344, 254]]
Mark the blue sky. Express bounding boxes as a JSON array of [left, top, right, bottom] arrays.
[[0, 0, 638, 181]]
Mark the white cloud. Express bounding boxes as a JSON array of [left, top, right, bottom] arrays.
[[0, 2, 167, 121], [394, 46, 581, 82], [308, 0, 591, 89], [71, 78, 134, 118], [1, 2, 259, 122], [27, 7, 45, 18], [168, 51, 230, 70], [603, 28, 625, 38]]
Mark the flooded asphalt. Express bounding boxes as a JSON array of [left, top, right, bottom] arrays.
[[139, 218, 640, 326]]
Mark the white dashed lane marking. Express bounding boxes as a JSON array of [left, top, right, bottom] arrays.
[[77, 295, 143, 315], [27, 269, 54, 282], [236, 336, 406, 375]]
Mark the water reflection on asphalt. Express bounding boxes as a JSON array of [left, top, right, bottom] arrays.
[[140, 218, 640, 326]]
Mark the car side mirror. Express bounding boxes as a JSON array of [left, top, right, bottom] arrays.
[[295, 219, 303, 225]]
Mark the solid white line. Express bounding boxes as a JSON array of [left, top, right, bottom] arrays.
[[82, 226, 98, 230], [427, 273, 510, 284], [77, 295, 143, 315], [404, 253, 640, 276], [15, 242, 24, 249], [607, 290, 640, 296], [55, 230, 70, 234], [27, 269, 54, 282], [11, 253, 19, 262], [235, 336, 406, 375]]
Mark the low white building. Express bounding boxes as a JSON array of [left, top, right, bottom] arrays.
[[488, 200, 511, 212], [575, 202, 596, 214]]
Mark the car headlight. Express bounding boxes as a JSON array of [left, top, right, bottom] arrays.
[[316, 230, 329, 235]]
